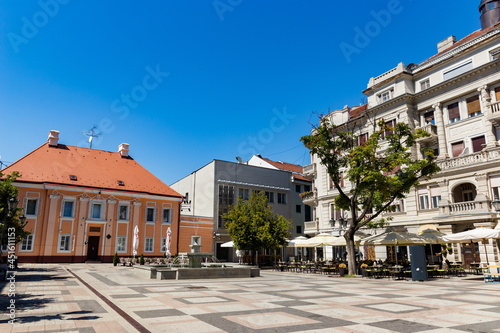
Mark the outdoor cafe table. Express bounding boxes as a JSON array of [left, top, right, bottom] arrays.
[[389, 265, 405, 280]]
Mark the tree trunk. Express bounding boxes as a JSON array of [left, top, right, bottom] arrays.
[[344, 227, 357, 276]]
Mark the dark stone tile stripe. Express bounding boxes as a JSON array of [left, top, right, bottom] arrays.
[[67, 268, 150, 333]]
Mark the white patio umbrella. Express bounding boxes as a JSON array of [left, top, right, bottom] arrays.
[[417, 225, 447, 244], [288, 236, 308, 247], [165, 227, 172, 257], [294, 233, 338, 247], [132, 225, 139, 257], [443, 228, 500, 265], [221, 240, 234, 248]]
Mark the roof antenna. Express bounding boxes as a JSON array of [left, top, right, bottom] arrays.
[[83, 126, 101, 149]]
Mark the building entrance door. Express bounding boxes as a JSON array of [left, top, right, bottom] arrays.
[[87, 236, 100, 261], [462, 242, 480, 267]]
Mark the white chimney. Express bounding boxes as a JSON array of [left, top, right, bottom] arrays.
[[437, 36, 456, 53], [118, 143, 130, 157], [48, 130, 60, 147]]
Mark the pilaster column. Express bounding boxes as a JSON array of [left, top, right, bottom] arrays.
[[478, 85, 498, 148], [433, 103, 448, 159], [43, 194, 60, 256]]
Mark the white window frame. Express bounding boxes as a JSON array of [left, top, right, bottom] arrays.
[[420, 79, 430, 91], [162, 208, 171, 224], [431, 195, 441, 208], [419, 194, 430, 210], [58, 234, 72, 252], [145, 237, 154, 252], [25, 198, 38, 216], [20, 234, 34, 252], [61, 200, 75, 218], [116, 236, 127, 253], [89, 201, 105, 220], [146, 207, 156, 223], [378, 89, 393, 103], [161, 237, 166, 253], [118, 204, 129, 221]]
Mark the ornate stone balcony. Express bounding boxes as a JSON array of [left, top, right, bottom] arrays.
[[303, 163, 316, 180], [416, 123, 438, 145], [436, 148, 500, 171], [304, 220, 318, 234], [489, 101, 500, 127], [435, 197, 497, 223], [300, 190, 317, 206]]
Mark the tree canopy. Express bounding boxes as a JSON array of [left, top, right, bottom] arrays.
[[223, 191, 291, 252], [0, 171, 30, 250], [301, 117, 440, 275]]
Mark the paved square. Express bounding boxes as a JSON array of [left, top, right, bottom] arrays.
[[2, 264, 500, 333]]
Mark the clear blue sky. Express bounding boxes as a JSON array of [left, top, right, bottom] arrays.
[[0, 0, 481, 185]]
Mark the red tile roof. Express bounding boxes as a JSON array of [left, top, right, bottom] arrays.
[[349, 104, 368, 120], [260, 157, 310, 182], [2, 143, 182, 198]]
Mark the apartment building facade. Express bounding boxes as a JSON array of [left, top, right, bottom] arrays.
[[303, 1, 500, 266], [171, 157, 311, 261]]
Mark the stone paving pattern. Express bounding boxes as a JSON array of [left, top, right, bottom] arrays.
[[1, 264, 500, 332]]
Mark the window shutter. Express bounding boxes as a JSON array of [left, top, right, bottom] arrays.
[[451, 141, 464, 157], [466, 96, 481, 115], [471, 136, 485, 153], [495, 87, 500, 101], [448, 102, 460, 120]]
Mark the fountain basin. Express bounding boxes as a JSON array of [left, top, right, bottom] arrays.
[[133, 265, 260, 280]]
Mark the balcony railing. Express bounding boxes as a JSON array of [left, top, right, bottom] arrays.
[[438, 198, 491, 216], [300, 190, 317, 206], [437, 148, 500, 171], [303, 163, 316, 179], [489, 101, 500, 127], [416, 123, 438, 144], [304, 221, 318, 233]]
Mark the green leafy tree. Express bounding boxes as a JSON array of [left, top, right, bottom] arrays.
[[301, 118, 440, 275], [0, 171, 30, 264], [223, 191, 291, 257]]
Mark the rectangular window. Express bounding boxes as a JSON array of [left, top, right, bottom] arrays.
[[91, 203, 102, 219], [420, 79, 430, 91], [378, 89, 393, 103], [62, 201, 74, 218], [26, 199, 38, 216], [296, 225, 302, 234], [20, 234, 34, 251], [145, 237, 154, 252], [59, 235, 71, 252], [443, 60, 473, 80], [296, 205, 302, 213], [146, 207, 155, 222], [451, 141, 465, 157], [472, 136, 486, 153], [466, 95, 481, 117], [116, 236, 126, 252], [265, 191, 274, 203], [447, 102, 460, 123], [118, 205, 128, 221], [423, 111, 435, 125], [304, 185, 311, 192], [277, 193, 287, 204], [382, 119, 396, 139], [419, 195, 430, 210], [358, 133, 368, 146], [391, 200, 405, 212], [295, 185, 301, 193], [305, 205, 312, 221], [239, 188, 250, 200], [495, 87, 500, 102], [162, 208, 171, 223], [218, 185, 235, 229], [431, 195, 441, 208]]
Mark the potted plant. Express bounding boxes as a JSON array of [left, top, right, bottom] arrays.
[[113, 252, 119, 266], [338, 263, 347, 277], [139, 254, 145, 265]]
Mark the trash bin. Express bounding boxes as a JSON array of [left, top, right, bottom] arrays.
[[409, 245, 428, 281]]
